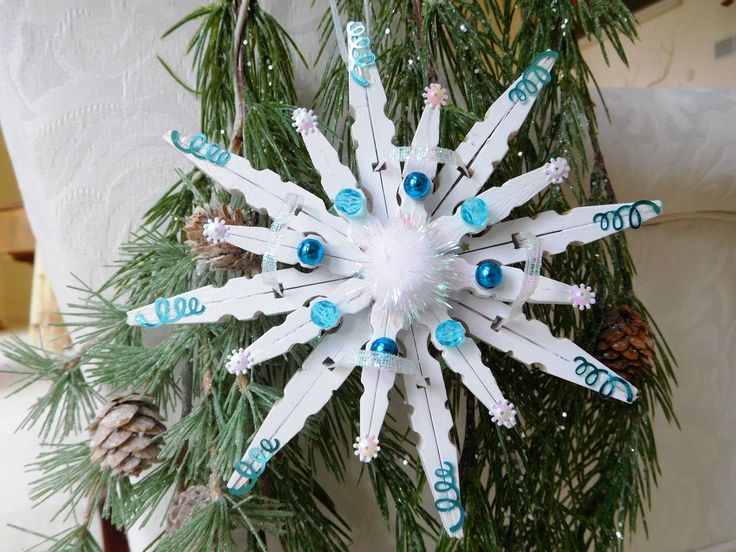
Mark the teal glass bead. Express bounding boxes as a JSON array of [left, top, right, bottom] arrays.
[[297, 238, 325, 266], [334, 188, 366, 217], [435, 320, 466, 348], [475, 260, 503, 289], [460, 197, 489, 229], [403, 172, 432, 200], [370, 337, 399, 356], [310, 300, 342, 330]]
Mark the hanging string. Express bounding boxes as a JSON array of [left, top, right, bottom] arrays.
[[363, 0, 372, 36], [328, 0, 349, 63]]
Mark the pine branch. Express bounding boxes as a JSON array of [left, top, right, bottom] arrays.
[[1, 337, 102, 441]]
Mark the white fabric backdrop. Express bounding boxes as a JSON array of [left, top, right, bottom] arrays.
[[0, 1, 734, 550]]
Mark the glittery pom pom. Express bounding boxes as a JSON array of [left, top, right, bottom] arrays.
[[202, 217, 229, 244], [292, 108, 318, 135], [353, 435, 381, 462], [226, 348, 251, 375], [543, 157, 570, 184], [423, 83, 448, 107], [490, 400, 517, 428], [571, 283, 596, 310]]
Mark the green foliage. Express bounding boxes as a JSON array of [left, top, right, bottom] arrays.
[[1, 338, 101, 441], [2, 0, 677, 551], [20, 526, 103, 552]]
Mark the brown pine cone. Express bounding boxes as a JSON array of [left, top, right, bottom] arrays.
[[185, 204, 261, 276], [88, 395, 166, 477], [165, 484, 212, 535], [594, 305, 655, 382]]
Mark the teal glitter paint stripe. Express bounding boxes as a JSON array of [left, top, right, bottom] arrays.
[[593, 200, 661, 231], [171, 130, 231, 166], [574, 356, 634, 403], [228, 438, 281, 496], [135, 297, 205, 328], [508, 51, 559, 102], [433, 461, 465, 533]]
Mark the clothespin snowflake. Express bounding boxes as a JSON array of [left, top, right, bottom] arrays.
[[128, 22, 661, 538]]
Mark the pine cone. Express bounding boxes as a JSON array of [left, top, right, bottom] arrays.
[[165, 484, 212, 535], [88, 395, 166, 477], [185, 204, 261, 276], [594, 305, 655, 381]]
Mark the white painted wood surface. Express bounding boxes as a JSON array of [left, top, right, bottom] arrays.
[[427, 55, 557, 217], [228, 312, 372, 490], [402, 323, 463, 538]]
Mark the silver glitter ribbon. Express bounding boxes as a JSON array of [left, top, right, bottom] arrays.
[[261, 193, 303, 295], [352, 350, 421, 377], [389, 146, 469, 175], [508, 231, 542, 318]]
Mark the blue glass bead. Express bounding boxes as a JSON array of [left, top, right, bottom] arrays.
[[475, 260, 503, 289], [370, 337, 399, 356], [435, 320, 466, 348], [403, 172, 432, 200], [310, 300, 342, 330], [334, 188, 366, 217], [460, 197, 489, 229], [297, 238, 325, 266]]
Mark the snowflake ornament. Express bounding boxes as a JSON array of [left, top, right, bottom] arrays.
[[490, 400, 517, 429], [226, 347, 251, 375], [423, 83, 448, 107], [128, 22, 662, 538], [544, 156, 570, 184], [291, 107, 318, 135], [353, 435, 381, 462], [202, 217, 229, 244], [571, 283, 596, 310]]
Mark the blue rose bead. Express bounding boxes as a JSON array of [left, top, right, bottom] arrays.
[[310, 300, 342, 330], [435, 320, 466, 348], [475, 260, 503, 289], [334, 188, 366, 218], [403, 172, 432, 200], [297, 238, 325, 266], [460, 197, 489, 229], [370, 337, 399, 356]]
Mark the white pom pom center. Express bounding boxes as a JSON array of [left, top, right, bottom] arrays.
[[360, 213, 457, 325]]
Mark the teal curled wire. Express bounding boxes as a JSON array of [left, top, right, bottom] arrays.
[[433, 461, 466, 533], [574, 356, 634, 403], [171, 130, 231, 166], [347, 21, 376, 87], [228, 438, 281, 496], [135, 297, 205, 328], [508, 51, 559, 102], [593, 200, 661, 231]]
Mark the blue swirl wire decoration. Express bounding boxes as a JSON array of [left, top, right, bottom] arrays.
[[347, 21, 376, 87], [134, 297, 205, 328], [508, 51, 559, 102], [171, 130, 231, 166], [433, 461, 466, 533], [228, 438, 281, 495], [593, 200, 661, 231], [574, 356, 635, 403]]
